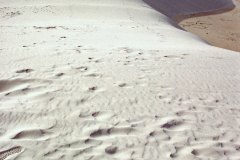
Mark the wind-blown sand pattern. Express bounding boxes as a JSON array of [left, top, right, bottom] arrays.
[[0, 0, 240, 160]]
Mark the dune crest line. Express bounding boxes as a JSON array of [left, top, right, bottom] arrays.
[[143, 0, 235, 21], [144, 0, 239, 52]]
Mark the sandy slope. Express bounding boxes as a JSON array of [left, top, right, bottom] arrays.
[[179, 0, 240, 52], [0, 0, 240, 160]]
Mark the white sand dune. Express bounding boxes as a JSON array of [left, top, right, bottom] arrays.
[[0, 0, 240, 160]]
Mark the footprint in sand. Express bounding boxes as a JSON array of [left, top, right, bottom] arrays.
[[11, 129, 50, 140], [55, 73, 65, 77], [88, 86, 98, 92], [90, 129, 107, 137], [105, 146, 118, 155], [75, 49, 81, 54], [0, 79, 30, 93], [115, 82, 133, 88], [163, 54, 189, 60], [16, 69, 33, 74], [84, 73, 102, 78], [118, 83, 127, 87], [88, 57, 94, 61], [75, 66, 88, 72], [89, 126, 134, 139], [92, 112, 100, 117], [163, 55, 184, 59], [161, 120, 183, 129]]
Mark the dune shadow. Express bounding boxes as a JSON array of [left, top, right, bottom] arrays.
[[143, 0, 235, 22]]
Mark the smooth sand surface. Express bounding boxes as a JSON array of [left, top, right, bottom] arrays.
[[179, 0, 240, 52], [0, 0, 240, 160]]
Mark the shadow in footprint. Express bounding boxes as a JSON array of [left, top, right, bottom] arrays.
[[11, 129, 49, 140], [88, 86, 98, 92], [161, 120, 183, 129], [105, 146, 118, 155], [0, 79, 30, 92], [118, 83, 127, 88], [16, 69, 33, 74], [55, 73, 64, 77]]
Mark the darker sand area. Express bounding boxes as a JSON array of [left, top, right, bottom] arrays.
[[144, 0, 239, 52], [179, 0, 240, 52]]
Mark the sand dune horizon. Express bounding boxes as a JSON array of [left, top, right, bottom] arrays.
[[178, 0, 240, 52], [143, 0, 239, 52], [144, 0, 235, 20], [0, 0, 240, 159]]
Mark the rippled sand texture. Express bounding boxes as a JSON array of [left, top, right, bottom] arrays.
[[0, 0, 240, 160]]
